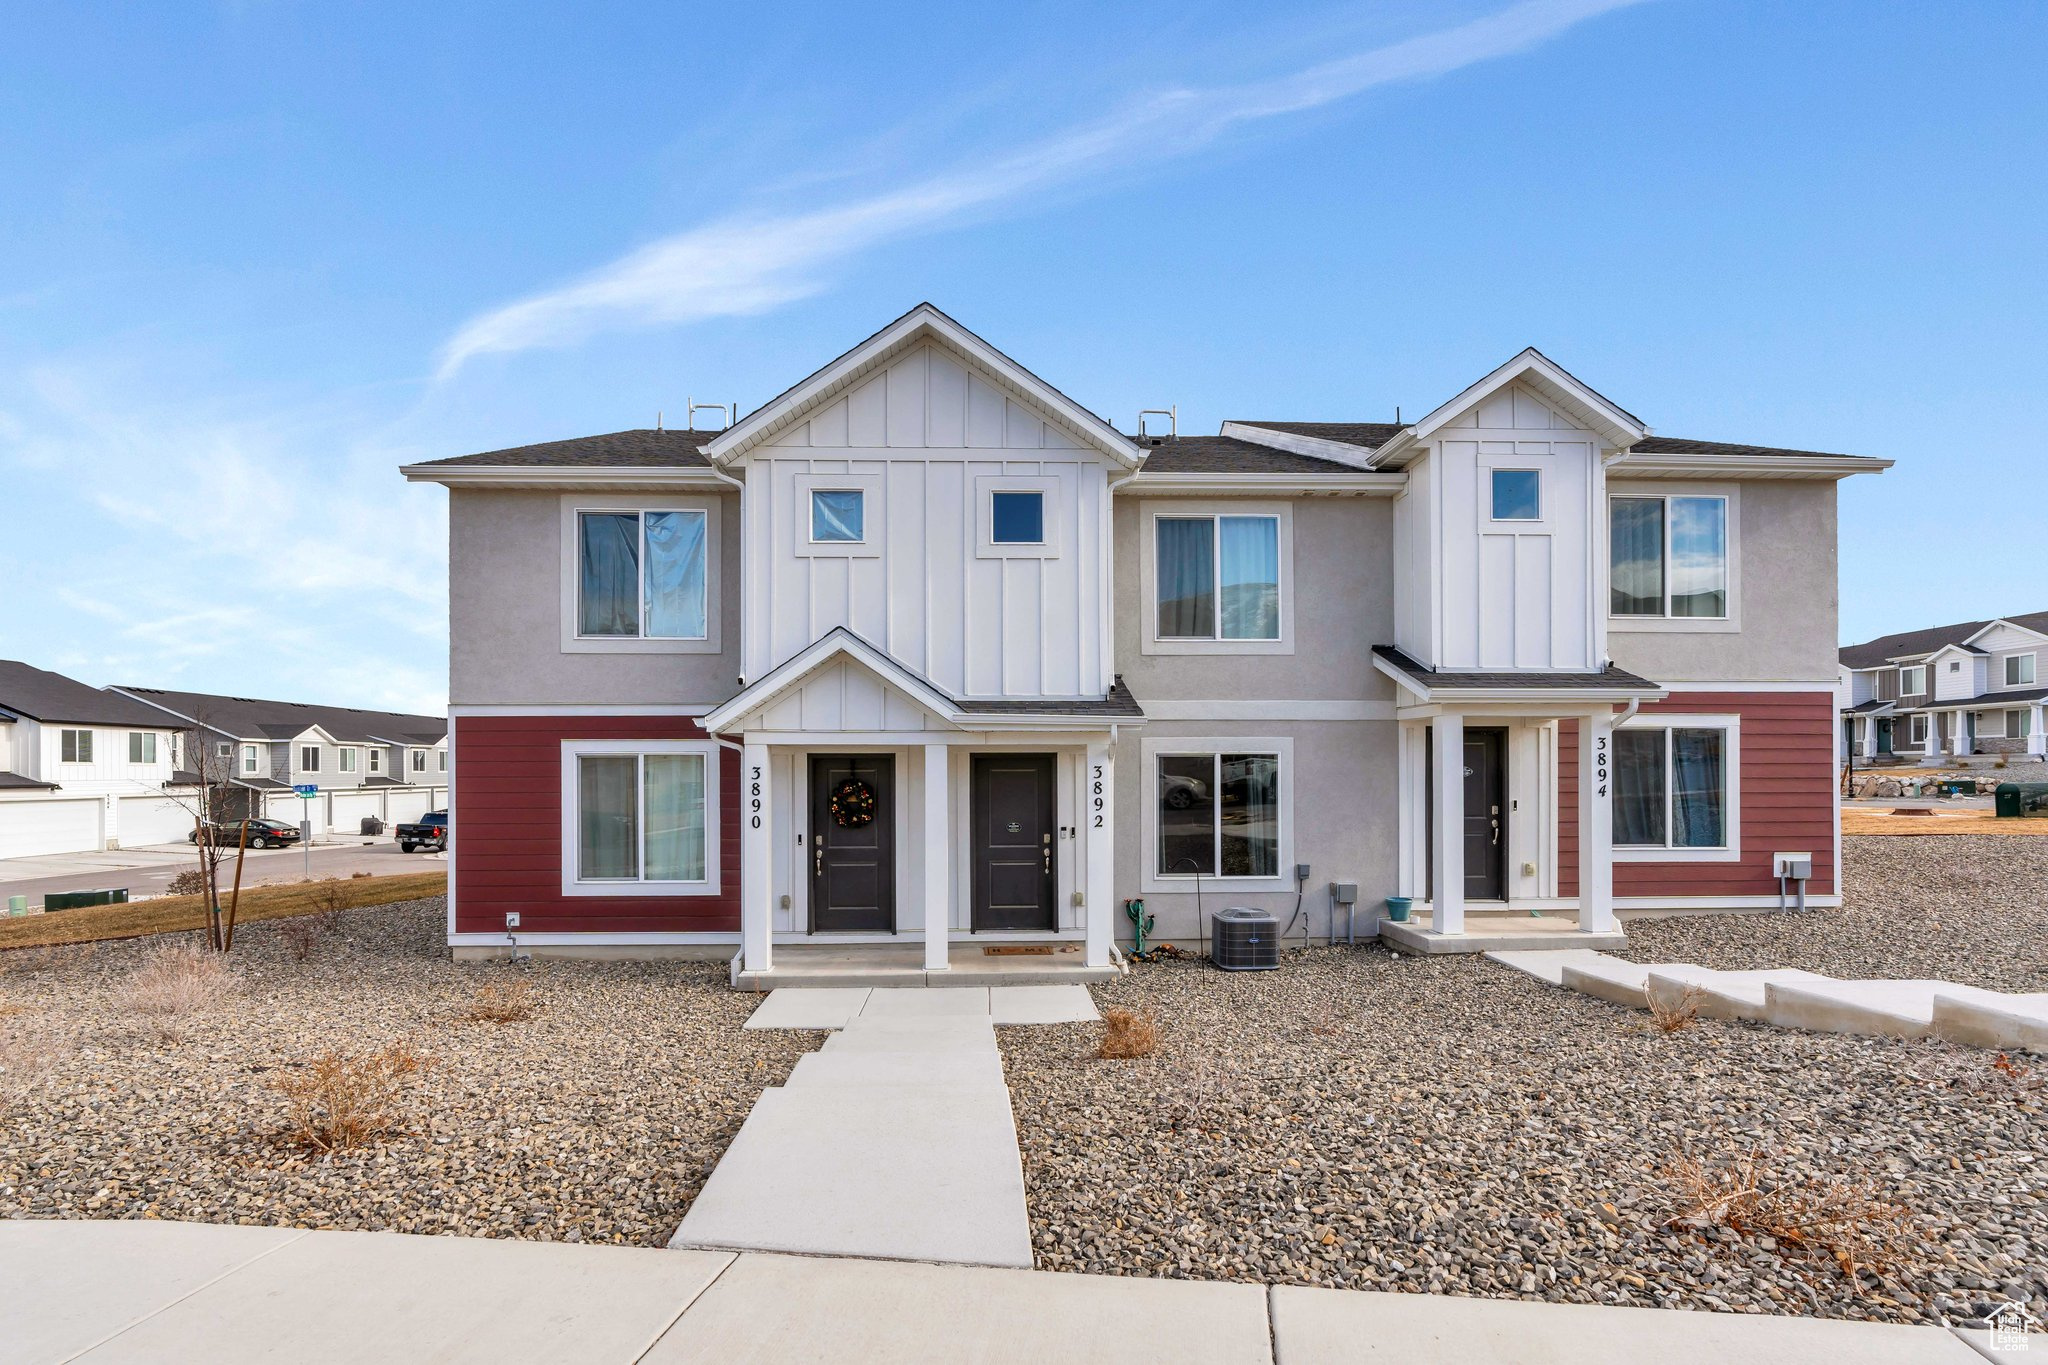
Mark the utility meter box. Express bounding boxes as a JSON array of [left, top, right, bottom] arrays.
[[1773, 852, 1812, 880]]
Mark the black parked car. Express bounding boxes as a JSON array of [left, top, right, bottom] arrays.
[[189, 817, 302, 849]]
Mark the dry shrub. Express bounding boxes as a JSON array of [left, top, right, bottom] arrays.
[[1662, 1147, 1921, 1290], [274, 1043, 427, 1151], [1647, 983, 1707, 1034], [119, 940, 235, 1038], [310, 878, 352, 916], [276, 915, 321, 963], [350, 870, 372, 879], [461, 980, 535, 1024], [1097, 1007, 1160, 1059], [163, 868, 207, 896]]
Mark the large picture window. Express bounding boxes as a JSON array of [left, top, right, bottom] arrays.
[[1156, 515, 1281, 641], [1611, 495, 1728, 619], [578, 509, 709, 640], [562, 741, 720, 895], [1155, 751, 1280, 879], [1614, 725, 1730, 851]]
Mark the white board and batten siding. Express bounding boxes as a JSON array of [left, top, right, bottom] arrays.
[[1394, 384, 1601, 672], [741, 344, 1113, 700]]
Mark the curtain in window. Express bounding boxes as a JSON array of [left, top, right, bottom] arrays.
[[1610, 498, 1664, 615], [1670, 729, 1725, 847], [1220, 754, 1279, 877], [1218, 516, 1280, 640], [579, 512, 641, 636], [643, 510, 708, 639], [642, 754, 707, 881], [1669, 497, 1727, 618], [1612, 729, 1666, 846], [1156, 518, 1215, 638], [1157, 754, 1215, 874], [578, 755, 638, 879]]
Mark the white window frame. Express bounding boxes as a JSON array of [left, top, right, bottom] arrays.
[[1139, 734, 1293, 893], [438, 750, 448, 773], [411, 749, 426, 772], [1606, 484, 1740, 633], [975, 475, 1063, 559], [1138, 500, 1295, 657], [2005, 653, 2037, 688], [559, 739, 722, 897], [337, 747, 357, 773], [2009, 708, 2033, 740], [1488, 467, 1543, 523], [128, 732, 157, 764], [300, 746, 321, 773], [790, 472, 884, 559], [215, 741, 233, 759], [1900, 665, 1928, 696], [59, 729, 92, 764], [1611, 713, 1741, 864], [1909, 713, 1929, 746], [558, 494, 722, 655], [368, 748, 382, 774], [241, 744, 260, 776]]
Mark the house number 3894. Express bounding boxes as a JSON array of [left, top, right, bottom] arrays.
[[1595, 735, 1609, 799], [749, 765, 763, 829], [1091, 764, 1105, 829]]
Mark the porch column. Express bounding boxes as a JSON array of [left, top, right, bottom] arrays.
[[1084, 740, 1114, 968], [1576, 710, 1616, 934], [1856, 716, 1875, 760], [922, 743, 950, 972], [740, 740, 773, 976], [2029, 704, 2045, 757], [1430, 713, 1464, 935]]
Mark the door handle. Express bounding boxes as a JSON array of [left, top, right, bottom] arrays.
[[1491, 817, 1500, 847]]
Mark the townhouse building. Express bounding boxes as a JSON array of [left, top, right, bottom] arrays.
[[1839, 612, 2048, 762]]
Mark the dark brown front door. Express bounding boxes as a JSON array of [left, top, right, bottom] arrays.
[[971, 753, 1056, 931], [1462, 729, 1507, 900], [810, 754, 894, 933]]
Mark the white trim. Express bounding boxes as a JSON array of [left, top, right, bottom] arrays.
[[1605, 484, 1740, 633], [1617, 894, 1843, 912], [1608, 453, 1888, 479], [1962, 618, 2048, 648], [1483, 466, 1547, 527], [793, 474, 883, 558], [1369, 348, 1647, 469], [974, 476, 1062, 560], [557, 494, 723, 655], [558, 739, 723, 897], [449, 931, 741, 946], [1611, 712, 1741, 864], [1216, 423, 1382, 471], [403, 465, 730, 490], [1140, 700, 1396, 721], [1139, 734, 1294, 895], [1123, 471, 1405, 496], [1138, 500, 1294, 657], [448, 703, 714, 716], [1655, 680, 1838, 692]]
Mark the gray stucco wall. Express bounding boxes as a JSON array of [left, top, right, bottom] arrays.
[[1112, 496, 1398, 704], [448, 488, 743, 707], [1607, 479, 1840, 684]]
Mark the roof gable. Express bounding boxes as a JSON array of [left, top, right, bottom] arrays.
[[1369, 348, 1647, 468]]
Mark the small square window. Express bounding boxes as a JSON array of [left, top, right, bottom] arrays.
[[990, 491, 1044, 544], [810, 490, 865, 543], [1491, 469, 1541, 521]]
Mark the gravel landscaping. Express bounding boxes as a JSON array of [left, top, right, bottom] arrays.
[[1005, 836, 2048, 1326], [0, 899, 812, 1245]]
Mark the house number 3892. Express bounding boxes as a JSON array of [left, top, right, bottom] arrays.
[[1091, 764, 1105, 829], [749, 765, 763, 829]]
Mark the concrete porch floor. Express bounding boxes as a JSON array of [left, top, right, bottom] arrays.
[[732, 943, 1123, 991], [1380, 911, 1627, 955]]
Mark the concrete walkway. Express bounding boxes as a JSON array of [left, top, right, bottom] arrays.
[[670, 986, 1092, 1267], [2, 1218, 2018, 1364]]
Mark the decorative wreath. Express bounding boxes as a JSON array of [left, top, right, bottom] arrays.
[[829, 777, 877, 828]]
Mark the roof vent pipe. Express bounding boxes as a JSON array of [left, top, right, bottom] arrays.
[[687, 398, 735, 431], [1137, 406, 1177, 443]]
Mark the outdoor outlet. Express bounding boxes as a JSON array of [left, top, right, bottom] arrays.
[[1295, 863, 1311, 883], [1521, 861, 1537, 876], [504, 912, 521, 929]]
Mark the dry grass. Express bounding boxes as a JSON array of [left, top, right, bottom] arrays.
[[1096, 1006, 1160, 1059], [0, 1017, 73, 1121], [118, 941, 237, 1038], [1647, 982, 1706, 1034], [1662, 1147, 1922, 1291], [0, 872, 444, 952], [273, 1042, 428, 1151], [461, 981, 536, 1024]]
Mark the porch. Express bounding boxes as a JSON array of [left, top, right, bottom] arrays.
[[1380, 910, 1627, 955], [731, 942, 1122, 991]]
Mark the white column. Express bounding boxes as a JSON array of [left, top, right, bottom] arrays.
[[1856, 715, 1875, 760], [922, 743, 950, 972], [1430, 713, 1464, 935], [1084, 740, 1115, 968], [1923, 715, 1940, 760], [2029, 704, 2046, 757], [1576, 710, 1616, 934], [740, 740, 773, 976]]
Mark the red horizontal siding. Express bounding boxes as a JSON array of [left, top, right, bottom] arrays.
[[1560, 692, 1836, 901], [451, 715, 741, 936]]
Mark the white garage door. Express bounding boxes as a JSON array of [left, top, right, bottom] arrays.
[[264, 792, 307, 825], [385, 789, 434, 825], [0, 796, 104, 858], [117, 795, 197, 848], [331, 791, 382, 833]]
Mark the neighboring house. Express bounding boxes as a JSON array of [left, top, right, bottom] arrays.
[[113, 687, 450, 833], [1838, 612, 2048, 763], [0, 661, 194, 857], [402, 303, 1888, 970]]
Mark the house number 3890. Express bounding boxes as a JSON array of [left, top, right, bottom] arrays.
[[749, 765, 763, 829], [1091, 764, 1105, 829]]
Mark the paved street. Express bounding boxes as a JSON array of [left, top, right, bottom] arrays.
[[0, 840, 444, 906]]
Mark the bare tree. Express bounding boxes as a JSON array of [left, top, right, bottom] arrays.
[[155, 718, 246, 952]]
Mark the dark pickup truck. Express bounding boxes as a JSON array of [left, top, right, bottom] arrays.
[[396, 810, 449, 853]]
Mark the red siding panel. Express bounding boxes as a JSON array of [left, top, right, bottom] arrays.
[[451, 715, 741, 936], [1558, 693, 1836, 902]]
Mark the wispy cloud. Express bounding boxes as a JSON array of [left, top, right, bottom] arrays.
[[436, 0, 1645, 376]]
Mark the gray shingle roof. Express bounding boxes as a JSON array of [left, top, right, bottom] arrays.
[[1840, 612, 2048, 670], [415, 429, 718, 469], [956, 677, 1144, 718], [1132, 435, 1361, 475], [1227, 422, 1406, 450], [0, 771, 60, 790], [1373, 645, 1660, 693], [117, 687, 445, 747], [0, 661, 181, 726]]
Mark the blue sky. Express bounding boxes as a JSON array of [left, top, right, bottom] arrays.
[[2, 0, 2042, 713]]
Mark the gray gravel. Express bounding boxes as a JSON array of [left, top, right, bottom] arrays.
[[0, 899, 812, 1245], [1004, 840, 2048, 1326]]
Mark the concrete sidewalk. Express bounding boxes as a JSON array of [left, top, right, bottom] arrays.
[[1, 1219, 2021, 1364]]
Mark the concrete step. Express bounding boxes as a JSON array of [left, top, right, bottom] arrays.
[[1482, 948, 1615, 987], [821, 1016, 998, 1055], [1559, 957, 1663, 1010], [1644, 967, 1834, 1024], [1763, 978, 1951, 1040], [1929, 989, 2048, 1053], [784, 1050, 1006, 1092]]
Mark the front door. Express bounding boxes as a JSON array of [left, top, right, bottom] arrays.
[[971, 753, 1057, 931], [809, 754, 894, 933], [1462, 729, 1507, 901]]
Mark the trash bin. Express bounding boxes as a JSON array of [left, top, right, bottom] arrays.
[[1994, 783, 2048, 818], [360, 816, 385, 836]]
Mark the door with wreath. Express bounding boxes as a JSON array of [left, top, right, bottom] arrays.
[[808, 754, 896, 932]]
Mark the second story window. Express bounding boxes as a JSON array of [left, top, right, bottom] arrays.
[[1156, 514, 1281, 641], [1900, 665, 1928, 696], [578, 509, 709, 640], [1490, 469, 1541, 521], [369, 749, 382, 774], [412, 750, 426, 773], [128, 732, 157, 764], [241, 745, 259, 775], [1611, 495, 1728, 619], [300, 746, 321, 773], [438, 750, 448, 772], [338, 748, 358, 773], [809, 490, 865, 544], [990, 491, 1044, 544], [60, 729, 92, 763], [2007, 654, 2037, 687]]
